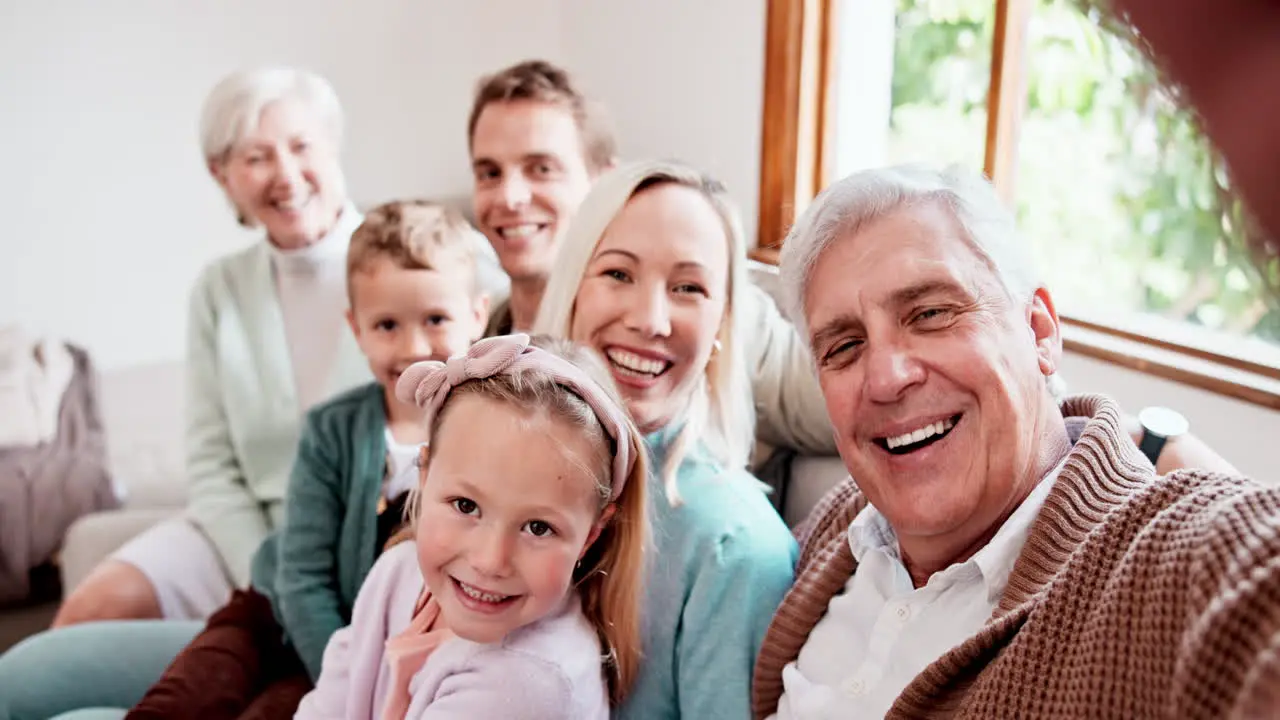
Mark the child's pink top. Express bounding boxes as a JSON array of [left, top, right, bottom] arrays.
[[294, 542, 610, 720]]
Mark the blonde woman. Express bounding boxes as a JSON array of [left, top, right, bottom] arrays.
[[532, 159, 798, 720]]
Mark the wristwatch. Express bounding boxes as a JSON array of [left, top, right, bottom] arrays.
[[1137, 406, 1190, 465]]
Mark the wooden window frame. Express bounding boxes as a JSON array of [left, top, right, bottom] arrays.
[[753, 0, 1280, 410], [754, 0, 836, 262]]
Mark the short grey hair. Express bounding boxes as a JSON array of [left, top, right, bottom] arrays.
[[198, 66, 344, 167], [779, 163, 1066, 396]]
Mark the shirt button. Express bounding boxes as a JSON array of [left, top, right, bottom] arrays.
[[842, 678, 866, 697], [895, 604, 910, 621]]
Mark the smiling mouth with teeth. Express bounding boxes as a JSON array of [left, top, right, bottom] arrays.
[[454, 578, 514, 605], [498, 223, 549, 240], [271, 197, 311, 213], [605, 348, 671, 379], [874, 415, 961, 455]]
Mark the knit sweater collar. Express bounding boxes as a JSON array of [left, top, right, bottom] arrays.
[[894, 394, 1153, 711], [989, 394, 1152, 612], [753, 394, 1155, 719]]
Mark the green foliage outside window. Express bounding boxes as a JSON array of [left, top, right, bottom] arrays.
[[882, 0, 1280, 357]]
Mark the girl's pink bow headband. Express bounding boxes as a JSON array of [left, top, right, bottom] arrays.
[[394, 333, 635, 501]]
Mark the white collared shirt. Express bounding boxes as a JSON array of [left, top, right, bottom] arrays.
[[772, 464, 1062, 720]]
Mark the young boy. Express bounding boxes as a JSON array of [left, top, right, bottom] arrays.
[[124, 200, 490, 719]]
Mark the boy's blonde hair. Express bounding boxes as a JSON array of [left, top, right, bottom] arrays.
[[346, 200, 485, 304], [404, 336, 649, 705]]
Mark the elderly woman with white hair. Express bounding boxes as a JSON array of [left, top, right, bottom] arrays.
[[0, 66, 370, 719], [59, 65, 370, 626], [531, 159, 798, 720]]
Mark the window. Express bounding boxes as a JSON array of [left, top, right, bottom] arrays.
[[756, 0, 1280, 408], [832, 0, 993, 175]]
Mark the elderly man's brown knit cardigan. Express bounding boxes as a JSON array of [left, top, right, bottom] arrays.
[[753, 394, 1280, 719]]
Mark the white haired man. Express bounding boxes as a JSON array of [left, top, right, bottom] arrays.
[[752, 164, 1280, 719]]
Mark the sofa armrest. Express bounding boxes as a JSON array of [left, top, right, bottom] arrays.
[[782, 456, 851, 528], [59, 508, 177, 592]]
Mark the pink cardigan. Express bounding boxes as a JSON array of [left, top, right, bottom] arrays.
[[295, 542, 609, 720]]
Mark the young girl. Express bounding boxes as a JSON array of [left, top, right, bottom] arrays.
[[296, 333, 649, 720], [111, 200, 492, 720]]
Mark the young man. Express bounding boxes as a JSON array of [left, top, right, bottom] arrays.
[[466, 60, 838, 456]]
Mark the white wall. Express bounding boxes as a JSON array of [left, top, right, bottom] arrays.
[[1, 0, 764, 371], [5, 0, 1278, 476], [562, 0, 767, 242], [1, 0, 566, 371], [1059, 354, 1275, 481]]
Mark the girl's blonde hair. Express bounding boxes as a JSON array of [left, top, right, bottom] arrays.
[[532, 159, 755, 503], [404, 335, 649, 705]]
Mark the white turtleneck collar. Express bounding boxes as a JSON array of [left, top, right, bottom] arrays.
[[267, 201, 364, 413], [267, 202, 363, 276]]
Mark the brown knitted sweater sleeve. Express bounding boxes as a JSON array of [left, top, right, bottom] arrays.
[[1170, 475, 1280, 719]]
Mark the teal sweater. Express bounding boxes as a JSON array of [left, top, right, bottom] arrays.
[[250, 382, 390, 682], [617, 428, 799, 720]]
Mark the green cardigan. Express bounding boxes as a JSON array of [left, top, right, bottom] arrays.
[[185, 228, 369, 587], [250, 381, 390, 681]]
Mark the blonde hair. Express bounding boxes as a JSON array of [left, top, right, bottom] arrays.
[[531, 159, 755, 503], [468, 60, 617, 173], [346, 199, 487, 304], [406, 335, 649, 705]]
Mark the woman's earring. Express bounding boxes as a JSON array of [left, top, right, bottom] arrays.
[[712, 339, 723, 356]]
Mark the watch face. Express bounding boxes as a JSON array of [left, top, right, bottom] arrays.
[[1139, 406, 1190, 438]]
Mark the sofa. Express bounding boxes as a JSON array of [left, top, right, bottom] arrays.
[[59, 360, 188, 592]]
